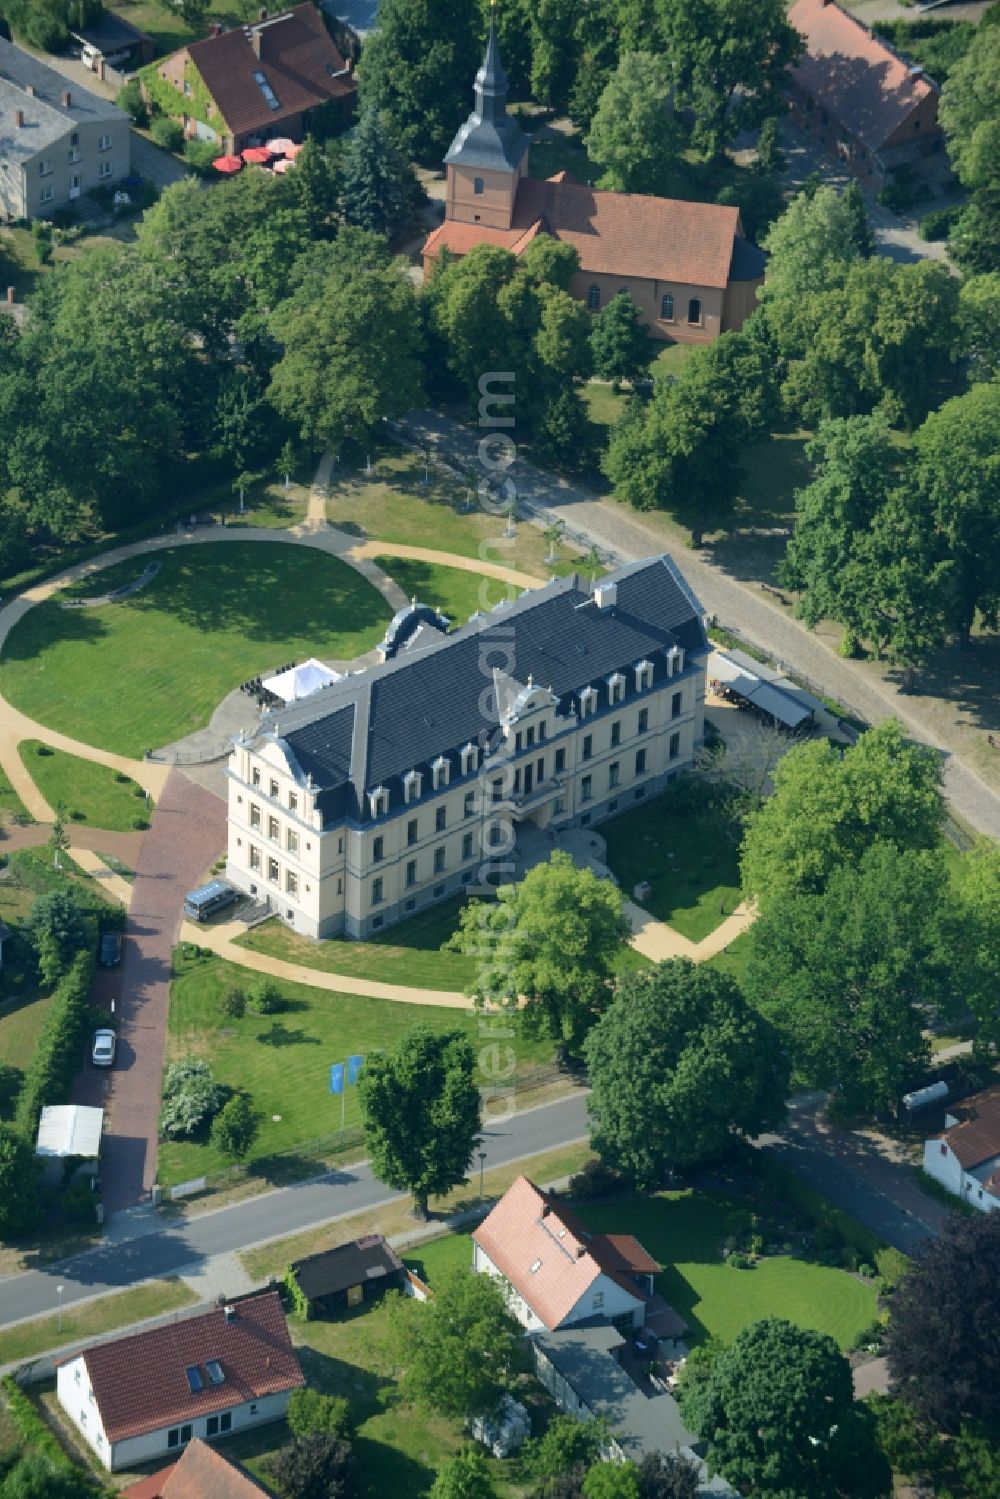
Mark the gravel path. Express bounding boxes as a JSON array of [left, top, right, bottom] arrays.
[[405, 411, 1000, 841]]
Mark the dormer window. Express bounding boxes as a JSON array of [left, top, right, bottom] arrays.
[[404, 769, 422, 804], [635, 660, 653, 691], [607, 672, 625, 705], [579, 686, 597, 718], [668, 645, 685, 677], [461, 742, 478, 775], [369, 786, 389, 818], [432, 756, 450, 791]]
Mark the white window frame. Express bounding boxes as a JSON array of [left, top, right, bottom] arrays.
[[98, 133, 112, 151], [98, 159, 113, 179], [369, 786, 389, 818], [431, 755, 449, 791], [634, 659, 653, 691], [607, 671, 626, 705], [579, 686, 597, 718], [460, 742, 478, 775], [403, 770, 422, 805]]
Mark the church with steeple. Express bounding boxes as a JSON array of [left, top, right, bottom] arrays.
[[422, 18, 765, 344]]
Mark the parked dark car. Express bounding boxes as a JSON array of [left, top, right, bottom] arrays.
[[99, 931, 122, 967]]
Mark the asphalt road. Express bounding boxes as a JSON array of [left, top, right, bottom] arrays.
[[0, 1093, 590, 1330]]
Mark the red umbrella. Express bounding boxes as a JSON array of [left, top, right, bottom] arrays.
[[284, 142, 304, 159], [265, 137, 296, 155], [272, 157, 294, 174], [242, 145, 273, 164], [213, 154, 243, 174]]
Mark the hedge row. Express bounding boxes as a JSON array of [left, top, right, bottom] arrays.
[[14, 950, 96, 1141], [0, 1374, 75, 1471]]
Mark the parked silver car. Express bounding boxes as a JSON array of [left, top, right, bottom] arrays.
[[91, 1029, 116, 1067]]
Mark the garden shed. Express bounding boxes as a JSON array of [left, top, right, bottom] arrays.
[[288, 1233, 404, 1315]]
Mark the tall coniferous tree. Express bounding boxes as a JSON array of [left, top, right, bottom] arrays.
[[340, 107, 417, 240]]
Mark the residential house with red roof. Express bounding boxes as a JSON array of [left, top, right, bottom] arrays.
[[147, 3, 355, 155], [923, 1085, 1000, 1214], [422, 21, 764, 344], [56, 1289, 305, 1471], [121, 1437, 275, 1498], [473, 1174, 666, 1334], [787, 0, 943, 192]]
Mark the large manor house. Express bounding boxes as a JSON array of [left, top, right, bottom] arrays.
[[226, 557, 709, 939], [421, 20, 766, 344]]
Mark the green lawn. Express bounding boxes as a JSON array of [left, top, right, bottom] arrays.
[[580, 1193, 876, 1349], [374, 557, 520, 628], [601, 786, 743, 941], [160, 947, 557, 1184], [0, 990, 54, 1120], [0, 762, 28, 822], [0, 543, 392, 757], [237, 899, 475, 991], [706, 929, 753, 987], [18, 742, 152, 831], [403, 1232, 475, 1287]]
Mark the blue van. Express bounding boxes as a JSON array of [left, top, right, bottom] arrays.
[[183, 880, 239, 922]]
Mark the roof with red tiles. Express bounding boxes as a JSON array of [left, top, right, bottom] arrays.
[[788, 0, 937, 154], [424, 176, 746, 290], [187, 3, 354, 139], [121, 1440, 274, 1498], [934, 1086, 1000, 1171], [77, 1290, 304, 1445], [472, 1176, 655, 1330]]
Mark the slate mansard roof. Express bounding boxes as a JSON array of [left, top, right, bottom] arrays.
[[249, 555, 708, 825]]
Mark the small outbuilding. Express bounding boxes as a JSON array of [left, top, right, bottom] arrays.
[[287, 1233, 404, 1315], [35, 1105, 103, 1182]]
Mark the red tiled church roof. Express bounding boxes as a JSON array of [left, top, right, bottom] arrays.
[[788, 0, 936, 154], [473, 1176, 657, 1330], [425, 176, 743, 290], [73, 1290, 304, 1446], [187, 2, 353, 139]]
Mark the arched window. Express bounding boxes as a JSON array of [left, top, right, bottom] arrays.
[[660, 293, 674, 320], [687, 297, 701, 325], [473, 176, 484, 195], [587, 285, 601, 311]]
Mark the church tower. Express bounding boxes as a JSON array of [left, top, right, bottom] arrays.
[[443, 13, 529, 231]]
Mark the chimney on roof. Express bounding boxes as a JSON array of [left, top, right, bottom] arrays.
[[25, 83, 35, 96], [252, 28, 263, 57], [224, 1304, 236, 1321], [210, 21, 222, 36], [61, 89, 71, 107], [259, 5, 268, 18], [594, 581, 617, 610], [13, 108, 23, 127]]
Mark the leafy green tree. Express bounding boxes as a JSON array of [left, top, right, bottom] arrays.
[[518, 236, 580, 291], [357, 1025, 481, 1217], [0, 0, 102, 50], [210, 1094, 260, 1162], [26, 890, 88, 986], [755, 116, 783, 175], [214, 372, 264, 476], [0, 1124, 40, 1240], [887, 1212, 1000, 1433], [395, 1268, 523, 1417], [636, 1452, 700, 1499], [958, 272, 1000, 380], [428, 244, 519, 402], [842, 177, 876, 256], [524, 1416, 605, 1481], [278, 439, 298, 491], [287, 1389, 353, 1441], [431, 1446, 498, 1499], [582, 1463, 641, 1499], [655, 0, 802, 157], [286, 137, 343, 235], [568, 0, 623, 129], [268, 230, 425, 452], [47, 813, 69, 873], [267, 1431, 356, 1499], [585, 960, 787, 1185], [911, 382, 1000, 645], [939, 19, 1000, 191], [529, 0, 580, 113], [590, 293, 653, 389], [761, 185, 865, 339], [686, 1318, 890, 1498], [537, 385, 596, 472], [585, 52, 681, 194], [740, 720, 944, 910], [450, 851, 630, 1049], [961, 839, 1000, 1055], [743, 843, 965, 1113], [535, 284, 593, 382], [715, 170, 786, 244], [340, 106, 418, 239], [0, 1454, 95, 1499], [780, 416, 952, 678], [948, 183, 1000, 275], [358, 0, 482, 162], [160, 1058, 224, 1139]]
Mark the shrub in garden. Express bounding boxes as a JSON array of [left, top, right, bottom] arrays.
[[568, 1157, 629, 1199], [160, 1057, 224, 1138], [287, 1389, 353, 1440], [34, 744, 53, 757], [219, 986, 247, 1020], [131, 816, 150, 830], [249, 979, 284, 1014], [150, 117, 184, 153]]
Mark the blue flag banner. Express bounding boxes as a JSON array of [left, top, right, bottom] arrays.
[[348, 1054, 365, 1086], [329, 1063, 345, 1095]]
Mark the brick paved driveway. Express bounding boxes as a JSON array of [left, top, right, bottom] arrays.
[[74, 771, 227, 1216]]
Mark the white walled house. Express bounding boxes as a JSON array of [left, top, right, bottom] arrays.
[[472, 1175, 658, 1333], [923, 1087, 1000, 1214], [226, 555, 709, 940], [56, 1290, 304, 1472]]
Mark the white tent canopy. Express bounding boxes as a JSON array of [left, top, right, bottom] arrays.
[[262, 658, 341, 704], [36, 1105, 104, 1159]]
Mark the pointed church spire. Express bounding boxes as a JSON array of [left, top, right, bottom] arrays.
[[444, 7, 528, 174], [475, 11, 508, 126]]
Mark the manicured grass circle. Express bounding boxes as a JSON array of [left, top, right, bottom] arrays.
[[0, 543, 393, 758]]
